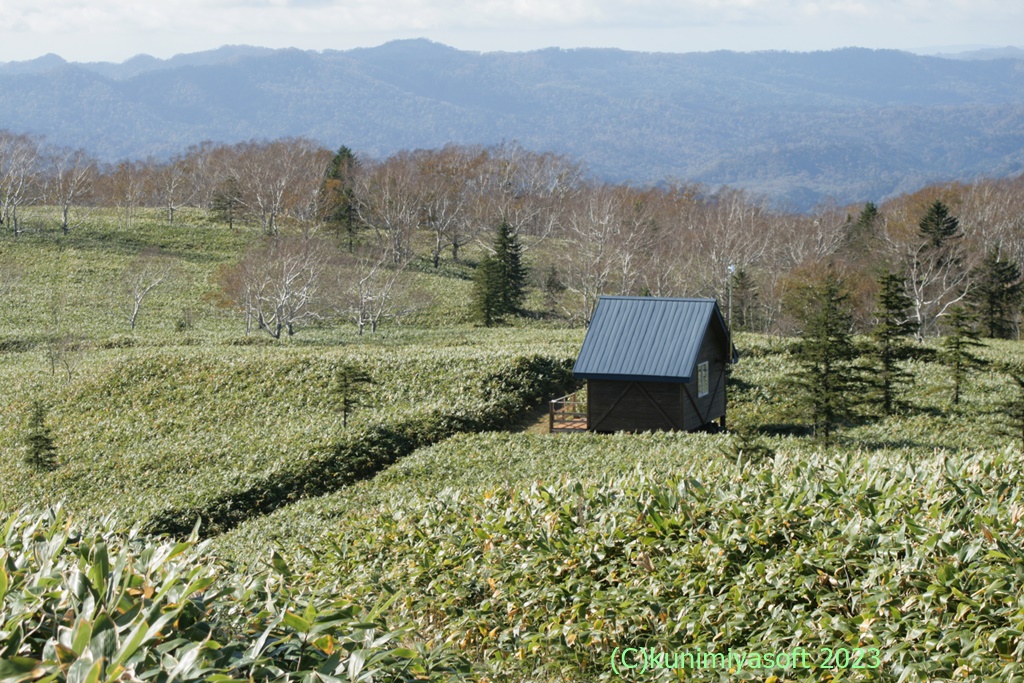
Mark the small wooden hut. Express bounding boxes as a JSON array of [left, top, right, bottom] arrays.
[[555, 296, 733, 433]]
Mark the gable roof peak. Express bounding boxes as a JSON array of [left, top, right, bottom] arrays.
[[573, 296, 730, 382]]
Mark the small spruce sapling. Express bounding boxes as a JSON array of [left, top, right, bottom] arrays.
[[940, 306, 985, 407], [724, 426, 775, 467], [543, 266, 566, 315], [329, 363, 374, 428], [24, 400, 59, 471], [998, 364, 1024, 451]]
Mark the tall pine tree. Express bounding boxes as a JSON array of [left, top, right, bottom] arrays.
[[869, 273, 917, 416], [791, 269, 861, 444], [968, 247, 1023, 339], [494, 221, 527, 314], [730, 267, 759, 332], [211, 177, 243, 231]]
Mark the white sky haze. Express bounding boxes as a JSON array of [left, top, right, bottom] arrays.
[[0, 0, 1020, 62]]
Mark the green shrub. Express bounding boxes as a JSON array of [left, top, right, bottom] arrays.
[[23, 400, 58, 472], [0, 506, 468, 681]]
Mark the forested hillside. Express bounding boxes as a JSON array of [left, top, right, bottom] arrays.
[[2, 41, 1023, 208], [3, 133, 1024, 342]]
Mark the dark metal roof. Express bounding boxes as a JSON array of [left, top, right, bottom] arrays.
[[573, 297, 730, 382]]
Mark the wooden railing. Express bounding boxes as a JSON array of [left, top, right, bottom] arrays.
[[550, 391, 587, 432]]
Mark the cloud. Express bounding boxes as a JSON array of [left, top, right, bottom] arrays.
[[2, 0, 1000, 33]]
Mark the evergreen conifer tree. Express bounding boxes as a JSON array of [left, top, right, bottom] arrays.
[[791, 269, 861, 444], [918, 200, 960, 248], [847, 201, 880, 256], [493, 221, 527, 314], [543, 266, 566, 315], [998, 365, 1024, 451], [24, 400, 58, 471], [856, 201, 879, 230], [473, 254, 505, 327], [968, 247, 1023, 339], [211, 177, 243, 231], [869, 273, 917, 416], [329, 363, 374, 429], [940, 306, 984, 406], [472, 222, 527, 326], [325, 146, 360, 252], [730, 267, 758, 331]]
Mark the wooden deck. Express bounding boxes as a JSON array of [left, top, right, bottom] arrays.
[[550, 392, 587, 433]]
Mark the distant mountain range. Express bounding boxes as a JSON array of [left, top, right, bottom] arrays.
[[2, 40, 1023, 209]]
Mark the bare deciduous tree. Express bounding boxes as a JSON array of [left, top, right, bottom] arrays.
[[881, 196, 972, 338], [151, 155, 195, 224], [44, 287, 83, 382], [181, 141, 232, 211], [690, 189, 777, 302], [482, 142, 581, 248], [122, 249, 173, 331], [97, 160, 149, 230], [335, 240, 424, 335], [0, 130, 42, 236], [415, 146, 484, 267], [958, 177, 1024, 267], [636, 184, 704, 298], [558, 184, 632, 324], [219, 237, 332, 338], [232, 138, 332, 235], [47, 146, 96, 235], [354, 153, 420, 263]]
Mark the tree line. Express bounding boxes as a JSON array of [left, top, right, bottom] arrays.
[[784, 259, 1024, 449], [3, 129, 1024, 339]]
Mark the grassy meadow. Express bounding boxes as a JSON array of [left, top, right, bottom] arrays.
[[2, 209, 1024, 681]]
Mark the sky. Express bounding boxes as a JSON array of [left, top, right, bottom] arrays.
[[0, 0, 1021, 63]]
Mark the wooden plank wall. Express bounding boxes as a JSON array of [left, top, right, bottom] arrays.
[[680, 324, 728, 430]]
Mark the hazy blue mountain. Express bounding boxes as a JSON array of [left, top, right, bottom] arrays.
[[930, 46, 1024, 61], [0, 53, 69, 74], [2, 40, 1023, 209], [77, 46, 279, 80]]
